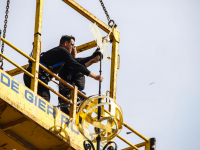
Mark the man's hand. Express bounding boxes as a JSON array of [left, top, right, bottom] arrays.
[[71, 47, 77, 58], [85, 55, 100, 67], [94, 75, 103, 82], [91, 55, 100, 63], [89, 72, 104, 82]]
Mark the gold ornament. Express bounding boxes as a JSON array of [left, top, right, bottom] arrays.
[[76, 95, 123, 142]]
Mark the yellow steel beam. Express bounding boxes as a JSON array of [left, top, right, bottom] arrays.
[[0, 129, 35, 150], [76, 37, 106, 53], [123, 122, 149, 142], [0, 104, 7, 116], [117, 134, 139, 150], [76, 39, 97, 53], [109, 28, 120, 100], [62, 0, 111, 34], [6, 64, 29, 76], [62, 0, 120, 42], [0, 37, 36, 63], [122, 142, 146, 150], [0, 53, 34, 78], [1, 117, 29, 131], [31, 0, 43, 93]]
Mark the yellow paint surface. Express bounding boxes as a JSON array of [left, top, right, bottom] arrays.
[[0, 70, 106, 149]]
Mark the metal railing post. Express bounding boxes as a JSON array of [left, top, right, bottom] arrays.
[[70, 86, 78, 121], [145, 138, 156, 150], [31, 0, 43, 93], [109, 28, 120, 100]]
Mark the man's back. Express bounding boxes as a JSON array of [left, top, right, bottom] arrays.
[[41, 46, 90, 76]]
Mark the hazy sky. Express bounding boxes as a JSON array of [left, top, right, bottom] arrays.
[[1, 0, 200, 149]]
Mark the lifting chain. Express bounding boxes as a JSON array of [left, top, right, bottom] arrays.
[[99, 0, 116, 27], [0, 0, 10, 70]]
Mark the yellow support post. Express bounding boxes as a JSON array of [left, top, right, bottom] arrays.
[[31, 0, 43, 93], [70, 86, 78, 121], [37, 79, 70, 103], [145, 138, 156, 150], [109, 28, 120, 99]]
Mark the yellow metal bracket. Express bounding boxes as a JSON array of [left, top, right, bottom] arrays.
[[111, 28, 120, 43]]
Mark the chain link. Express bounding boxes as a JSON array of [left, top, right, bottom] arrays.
[[0, 0, 10, 70], [99, 0, 111, 22], [99, 0, 116, 27]]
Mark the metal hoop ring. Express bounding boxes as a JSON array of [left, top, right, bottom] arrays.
[[108, 20, 115, 28]]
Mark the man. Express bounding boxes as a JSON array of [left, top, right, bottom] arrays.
[[58, 47, 101, 115], [23, 35, 103, 102]]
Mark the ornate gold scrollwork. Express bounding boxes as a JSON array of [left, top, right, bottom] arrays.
[[76, 95, 123, 142]]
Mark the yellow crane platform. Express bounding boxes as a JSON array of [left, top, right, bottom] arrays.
[[0, 0, 156, 149]]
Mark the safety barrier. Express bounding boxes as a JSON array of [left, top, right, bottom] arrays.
[[0, 36, 81, 118]]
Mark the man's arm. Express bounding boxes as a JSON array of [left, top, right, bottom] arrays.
[[88, 72, 103, 82], [63, 48, 103, 82], [85, 55, 100, 67]]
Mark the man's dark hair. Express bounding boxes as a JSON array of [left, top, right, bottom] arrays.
[[59, 35, 75, 45]]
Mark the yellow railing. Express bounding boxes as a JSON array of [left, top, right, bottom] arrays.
[[0, 36, 80, 117], [104, 109, 154, 150]]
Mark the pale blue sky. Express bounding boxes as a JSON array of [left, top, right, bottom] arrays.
[[1, 0, 200, 149]]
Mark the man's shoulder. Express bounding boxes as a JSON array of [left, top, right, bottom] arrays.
[[49, 46, 66, 51], [44, 46, 69, 54]]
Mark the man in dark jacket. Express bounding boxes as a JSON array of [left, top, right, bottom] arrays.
[[58, 47, 101, 115], [23, 35, 103, 102]]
